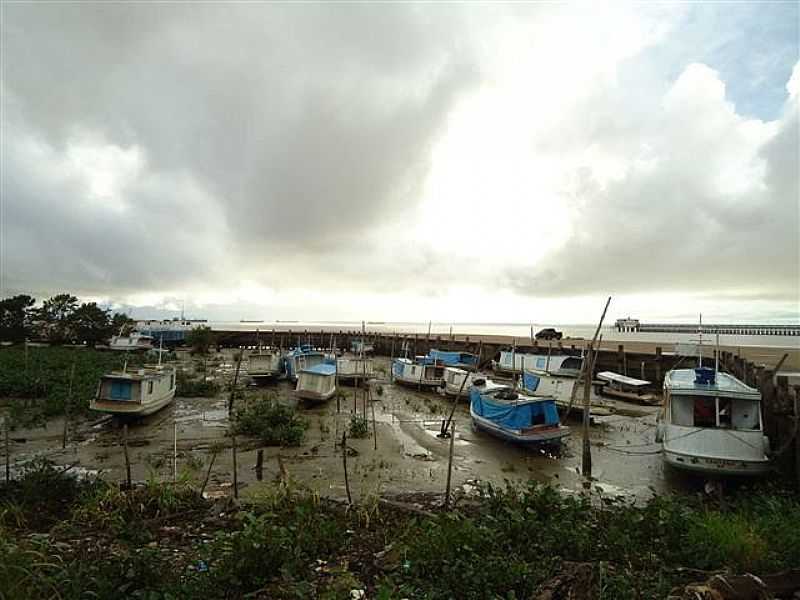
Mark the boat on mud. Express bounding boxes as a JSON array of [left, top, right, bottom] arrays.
[[336, 356, 373, 383], [284, 345, 326, 382], [108, 332, 154, 352], [350, 338, 374, 354], [296, 363, 337, 403], [91, 365, 176, 417], [496, 351, 582, 377], [428, 349, 478, 369], [596, 371, 658, 405], [469, 377, 570, 448], [442, 366, 481, 397], [392, 357, 445, 388], [522, 370, 615, 417], [657, 367, 770, 476], [247, 348, 284, 383]]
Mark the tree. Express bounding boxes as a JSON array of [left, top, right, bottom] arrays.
[[70, 302, 111, 346], [111, 312, 136, 336], [186, 325, 215, 355], [0, 294, 36, 342], [37, 294, 79, 343]]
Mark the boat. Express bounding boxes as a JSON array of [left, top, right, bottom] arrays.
[[336, 356, 374, 383], [247, 348, 284, 383], [296, 363, 337, 403], [428, 349, 478, 369], [109, 332, 154, 352], [91, 365, 176, 416], [596, 371, 658, 405], [469, 378, 570, 448], [496, 351, 582, 377], [350, 338, 374, 354], [284, 345, 326, 382], [522, 370, 615, 417], [656, 367, 770, 476], [392, 357, 445, 388], [442, 366, 481, 397]]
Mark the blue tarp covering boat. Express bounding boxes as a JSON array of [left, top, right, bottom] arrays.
[[301, 363, 336, 376], [424, 349, 479, 368]]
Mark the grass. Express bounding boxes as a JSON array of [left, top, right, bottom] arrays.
[[175, 368, 219, 397], [0, 462, 798, 599], [232, 394, 308, 446]]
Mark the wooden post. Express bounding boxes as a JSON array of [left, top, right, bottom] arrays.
[[4, 418, 9, 483], [228, 353, 242, 415], [200, 451, 217, 496], [173, 422, 178, 482], [123, 424, 132, 488], [232, 434, 239, 499], [63, 358, 76, 449], [581, 346, 593, 480], [341, 431, 352, 505], [371, 387, 378, 451], [255, 449, 264, 481], [655, 347, 662, 382], [444, 420, 456, 510]]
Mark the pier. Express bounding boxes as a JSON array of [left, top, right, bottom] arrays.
[[615, 319, 800, 336]]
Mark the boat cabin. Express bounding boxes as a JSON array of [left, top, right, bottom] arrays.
[[92, 366, 176, 416], [296, 363, 337, 402], [497, 351, 582, 377]]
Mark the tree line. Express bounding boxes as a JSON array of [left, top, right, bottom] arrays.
[[0, 293, 135, 346]]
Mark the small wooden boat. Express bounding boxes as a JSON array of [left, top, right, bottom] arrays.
[[296, 363, 337, 403], [392, 357, 445, 388], [522, 370, 615, 417], [596, 371, 658, 405], [657, 368, 770, 476], [109, 333, 154, 352], [285, 346, 326, 382], [336, 356, 373, 383], [247, 348, 283, 383], [442, 366, 480, 397], [496, 351, 582, 377], [469, 378, 570, 448], [91, 365, 176, 416]]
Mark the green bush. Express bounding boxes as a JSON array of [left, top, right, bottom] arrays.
[[176, 369, 219, 397], [349, 414, 369, 439], [232, 395, 308, 446]]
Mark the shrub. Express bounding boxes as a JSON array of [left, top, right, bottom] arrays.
[[176, 369, 219, 397], [232, 395, 308, 446], [349, 414, 369, 439]]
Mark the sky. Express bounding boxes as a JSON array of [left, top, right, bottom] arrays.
[[1, 2, 798, 324]]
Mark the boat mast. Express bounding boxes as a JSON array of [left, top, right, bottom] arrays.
[[158, 334, 163, 367], [698, 313, 703, 368]]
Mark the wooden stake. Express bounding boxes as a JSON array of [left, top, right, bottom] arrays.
[[63, 358, 76, 449], [228, 353, 242, 415], [581, 346, 593, 480], [123, 424, 132, 488], [200, 451, 217, 497], [444, 420, 456, 510], [4, 418, 10, 483], [255, 449, 264, 481], [370, 387, 377, 451], [232, 434, 239, 499], [173, 422, 178, 482], [341, 431, 352, 505]]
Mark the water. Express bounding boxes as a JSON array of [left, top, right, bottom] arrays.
[[206, 321, 799, 350]]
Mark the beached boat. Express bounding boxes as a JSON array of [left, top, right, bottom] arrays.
[[247, 348, 284, 382], [296, 363, 337, 403], [496, 351, 582, 377], [91, 365, 176, 417], [443, 366, 481, 397], [596, 371, 658, 405], [469, 378, 570, 448], [522, 370, 615, 417], [392, 357, 445, 388], [285, 346, 326, 382], [428, 349, 478, 369], [336, 356, 373, 383], [657, 368, 770, 476], [351, 339, 374, 354], [109, 333, 154, 352]]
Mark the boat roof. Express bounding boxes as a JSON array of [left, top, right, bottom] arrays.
[[301, 363, 336, 376], [444, 366, 468, 374], [102, 366, 174, 381], [665, 369, 760, 400], [598, 371, 650, 387]]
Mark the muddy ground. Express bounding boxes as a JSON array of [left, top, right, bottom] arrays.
[[4, 350, 703, 503]]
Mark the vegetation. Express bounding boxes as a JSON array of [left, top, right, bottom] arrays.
[[0, 293, 134, 345], [175, 368, 219, 397], [186, 325, 216, 355], [0, 346, 145, 421], [349, 414, 370, 438], [0, 464, 798, 600], [232, 394, 308, 446]]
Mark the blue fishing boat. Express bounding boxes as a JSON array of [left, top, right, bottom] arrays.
[[427, 349, 478, 369], [296, 363, 337, 403], [469, 378, 570, 448], [392, 357, 445, 387], [284, 345, 326, 383]]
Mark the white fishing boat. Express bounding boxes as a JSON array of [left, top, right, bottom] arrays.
[[496, 351, 582, 377], [469, 377, 570, 448], [91, 365, 176, 416], [296, 363, 337, 403], [596, 371, 658, 405], [285, 345, 326, 382], [522, 370, 615, 417], [442, 366, 480, 397], [247, 348, 283, 382], [657, 367, 770, 476], [392, 357, 445, 388], [336, 356, 373, 383], [109, 332, 154, 352]]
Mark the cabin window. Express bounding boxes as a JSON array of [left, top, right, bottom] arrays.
[[148, 381, 154, 394], [110, 381, 132, 401], [536, 357, 546, 369], [693, 397, 716, 427], [673, 395, 761, 430]]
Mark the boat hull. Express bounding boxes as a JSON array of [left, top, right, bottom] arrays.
[[394, 375, 442, 388], [296, 389, 336, 403], [91, 390, 175, 417], [663, 448, 771, 476], [470, 407, 570, 447]]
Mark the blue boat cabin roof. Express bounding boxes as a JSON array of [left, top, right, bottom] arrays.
[[665, 368, 760, 400], [301, 363, 337, 376]]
